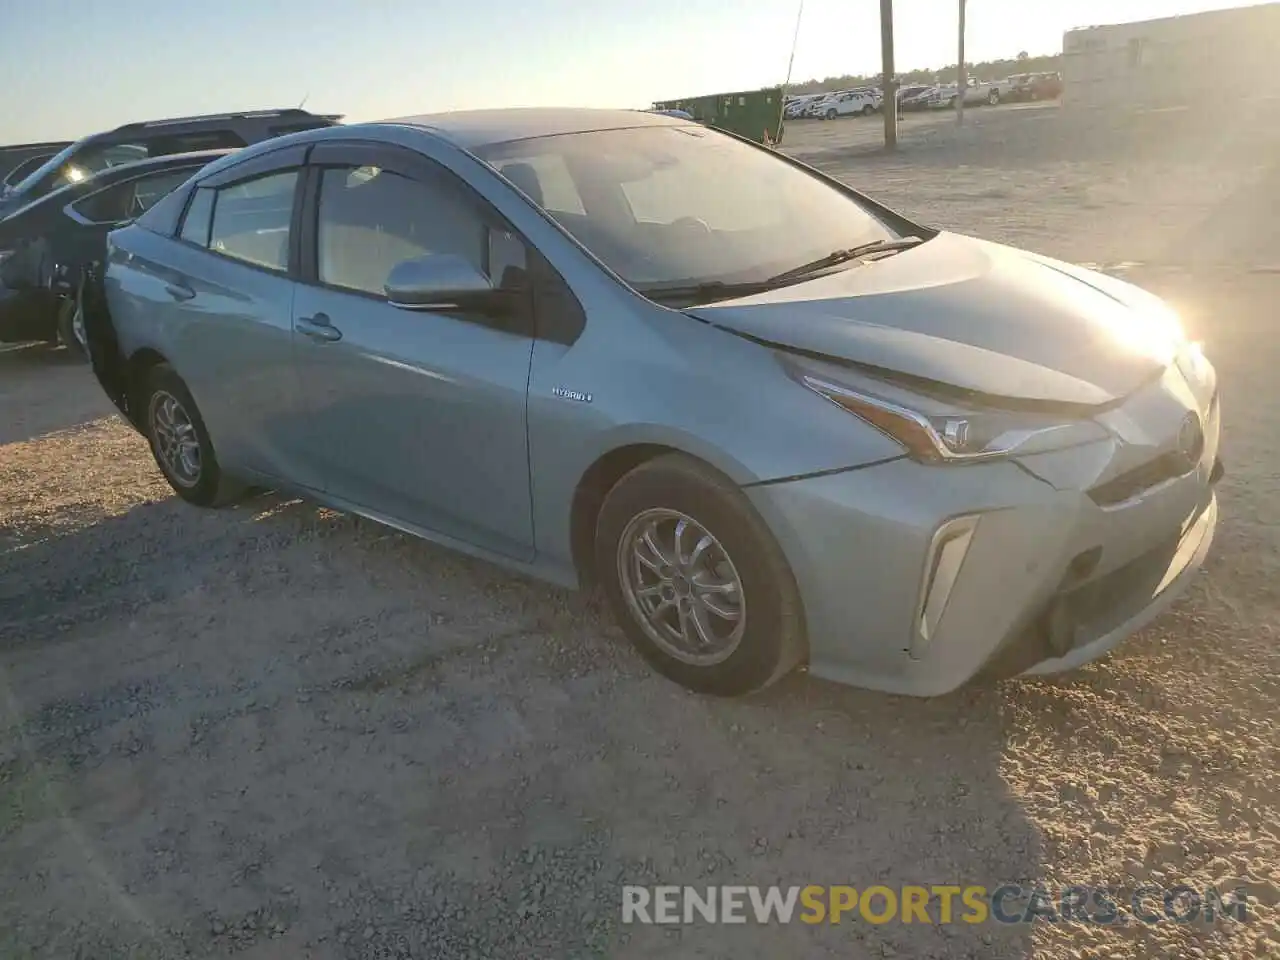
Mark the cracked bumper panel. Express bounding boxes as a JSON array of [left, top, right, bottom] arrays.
[[746, 453, 1218, 697]]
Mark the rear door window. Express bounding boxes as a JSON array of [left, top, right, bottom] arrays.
[[208, 170, 298, 271]]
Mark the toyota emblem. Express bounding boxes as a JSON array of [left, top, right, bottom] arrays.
[[1176, 412, 1204, 467]]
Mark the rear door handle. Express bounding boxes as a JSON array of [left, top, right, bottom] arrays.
[[164, 281, 195, 302], [296, 313, 342, 342]]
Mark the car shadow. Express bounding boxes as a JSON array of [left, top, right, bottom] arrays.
[[1, 491, 1042, 958], [0, 341, 111, 446]]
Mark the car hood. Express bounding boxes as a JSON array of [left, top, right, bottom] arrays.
[[685, 232, 1181, 407]]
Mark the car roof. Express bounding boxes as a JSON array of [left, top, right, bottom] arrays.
[[378, 107, 686, 150]]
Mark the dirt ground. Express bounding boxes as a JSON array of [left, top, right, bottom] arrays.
[[2, 102, 1278, 959]]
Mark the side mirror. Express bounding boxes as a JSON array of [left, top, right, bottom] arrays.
[[384, 254, 496, 311]]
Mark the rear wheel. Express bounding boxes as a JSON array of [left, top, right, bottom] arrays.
[[824, 108, 837, 120], [595, 454, 805, 696], [55, 297, 88, 362], [142, 364, 245, 507], [988, 89, 1001, 106], [861, 104, 875, 116]]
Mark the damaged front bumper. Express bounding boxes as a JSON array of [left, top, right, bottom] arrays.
[[744, 420, 1223, 697]]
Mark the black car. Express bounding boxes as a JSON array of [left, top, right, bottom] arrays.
[[0, 149, 231, 356], [0, 140, 71, 183], [896, 85, 933, 113], [3, 153, 58, 191], [0, 108, 340, 218]]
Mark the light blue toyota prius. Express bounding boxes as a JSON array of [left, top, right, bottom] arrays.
[[85, 108, 1223, 697]]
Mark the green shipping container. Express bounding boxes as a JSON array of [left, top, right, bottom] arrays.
[[652, 86, 785, 146]]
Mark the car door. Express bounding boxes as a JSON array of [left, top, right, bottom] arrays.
[[290, 141, 536, 560], [65, 164, 210, 396], [150, 146, 319, 486]]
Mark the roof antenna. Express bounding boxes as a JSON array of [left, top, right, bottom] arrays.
[[297, 92, 309, 110]]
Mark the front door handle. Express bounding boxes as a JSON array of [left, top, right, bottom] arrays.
[[164, 281, 195, 302], [297, 313, 342, 342]]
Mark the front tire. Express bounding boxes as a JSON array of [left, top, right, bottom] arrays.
[[861, 104, 875, 116], [824, 108, 837, 120], [142, 364, 244, 507], [988, 90, 1000, 106], [595, 454, 805, 696]]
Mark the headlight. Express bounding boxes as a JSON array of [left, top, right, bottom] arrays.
[[787, 356, 1109, 464]]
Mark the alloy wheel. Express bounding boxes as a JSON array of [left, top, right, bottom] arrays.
[[150, 390, 202, 487], [615, 508, 746, 666]]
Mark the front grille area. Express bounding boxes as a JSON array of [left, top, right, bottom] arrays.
[[980, 501, 1207, 679], [1088, 451, 1191, 506]]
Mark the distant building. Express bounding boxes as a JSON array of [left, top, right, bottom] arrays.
[[1062, 2, 1280, 111]]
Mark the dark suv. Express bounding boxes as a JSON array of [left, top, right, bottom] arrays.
[[0, 108, 340, 217]]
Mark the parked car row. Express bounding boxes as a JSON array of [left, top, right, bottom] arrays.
[[896, 71, 1063, 111], [785, 88, 883, 120], [790, 70, 1062, 121], [0, 108, 340, 356]]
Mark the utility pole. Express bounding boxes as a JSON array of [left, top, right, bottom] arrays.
[[880, 0, 897, 149], [956, 0, 967, 125]]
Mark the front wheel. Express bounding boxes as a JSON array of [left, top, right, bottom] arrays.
[[824, 108, 837, 120], [595, 454, 805, 696], [861, 104, 875, 116], [988, 90, 1000, 106], [142, 364, 245, 507]]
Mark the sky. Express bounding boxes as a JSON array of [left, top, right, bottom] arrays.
[[0, 0, 1272, 142]]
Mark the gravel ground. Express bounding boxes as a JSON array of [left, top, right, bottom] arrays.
[[2, 102, 1278, 959]]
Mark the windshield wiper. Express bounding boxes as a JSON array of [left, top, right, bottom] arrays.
[[767, 236, 925, 284], [636, 236, 928, 305], [636, 279, 786, 305]]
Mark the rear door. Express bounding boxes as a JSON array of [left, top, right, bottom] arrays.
[[289, 140, 536, 559], [146, 146, 318, 486], [65, 165, 209, 402]]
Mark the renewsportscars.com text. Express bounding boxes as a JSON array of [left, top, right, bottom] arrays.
[[621, 884, 1252, 926]]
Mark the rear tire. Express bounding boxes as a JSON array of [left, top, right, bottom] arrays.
[[824, 108, 837, 120], [988, 90, 1000, 106], [595, 454, 805, 696], [55, 297, 88, 362], [861, 104, 875, 116], [142, 364, 245, 507]]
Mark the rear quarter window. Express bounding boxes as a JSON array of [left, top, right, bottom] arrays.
[[178, 187, 215, 246]]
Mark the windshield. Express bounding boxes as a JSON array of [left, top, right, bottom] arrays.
[[475, 125, 897, 293]]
